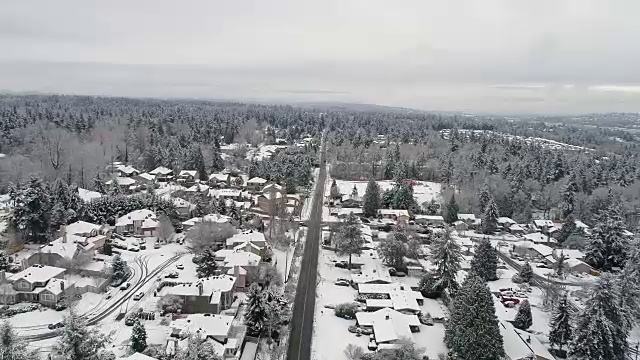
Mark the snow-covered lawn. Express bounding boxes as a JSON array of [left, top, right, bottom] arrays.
[[325, 179, 441, 208]]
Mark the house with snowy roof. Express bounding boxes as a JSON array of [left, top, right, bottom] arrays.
[[523, 232, 553, 244], [177, 170, 199, 186], [0, 265, 71, 305], [171, 197, 194, 217], [246, 177, 267, 192], [211, 189, 243, 201], [170, 313, 235, 343], [225, 231, 267, 250], [114, 164, 140, 178], [414, 215, 445, 227], [208, 173, 231, 187], [149, 166, 174, 182], [497, 217, 516, 231], [134, 172, 156, 187], [105, 177, 138, 193], [182, 213, 232, 231], [160, 275, 237, 314], [115, 209, 158, 236], [377, 209, 410, 223], [355, 308, 421, 345]]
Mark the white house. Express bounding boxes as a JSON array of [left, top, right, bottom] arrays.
[[355, 308, 421, 344], [499, 321, 554, 360], [246, 177, 267, 192], [77, 188, 102, 202]]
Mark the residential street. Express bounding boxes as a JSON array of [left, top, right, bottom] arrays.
[[287, 134, 327, 360]]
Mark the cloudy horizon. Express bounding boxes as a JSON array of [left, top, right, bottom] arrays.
[[2, 0, 640, 115]]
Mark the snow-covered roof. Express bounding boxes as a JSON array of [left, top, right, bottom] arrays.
[[497, 217, 516, 225], [42, 238, 83, 259], [106, 177, 136, 186], [388, 290, 421, 312], [77, 188, 102, 202], [358, 283, 413, 295], [42, 278, 74, 296], [533, 219, 554, 228], [565, 258, 591, 270], [515, 240, 535, 249], [149, 166, 173, 175], [247, 177, 267, 184], [11, 265, 66, 284], [171, 313, 234, 340], [523, 232, 549, 243], [162, 275, 236, 297], [213, 189, 242, 198], [574, 220, 589, 229], [208, 173, 229, 182], [137, 172, 155, 181], [120, 353, 158, 360], [557, 249, 585, 260], [377, 209, 409, 217], [355, 308, 420, 344], [172, 197, 193, 208], [351, 264, 392, 284], [186, 184, 210, 192], [116, 209, 156, 226], [225, 231, 266, 247], [531, 244, 553, 257], [66, 221, 102, 236], [457, 213, 476, 221], [332, 208, 364, 217], [116, 165, 139, 175], [509, 224, 524, 232], [414, 215, 444, 222], [179, 170, 197, 177], [216, 250, 261, 269], [499, 321, 554, 360], [262, 183, 284, 193]]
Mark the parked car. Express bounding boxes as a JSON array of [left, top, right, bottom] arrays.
[[165, 271, 179, 278], [176, 264, 184, 270], [368, 338, 378, 351], [120, 282, 131, 290], [133, 292, 145, 301], [335, 261, 349, 269], [334, 279, 350, 287], [536, 263, 549, 268], [48, 322, 64, 330], [105, 289, 113, 299], [501, 297, 521, 305], [138, 241, 146, 250], [388, 268, 407, 277], [154, 242, 161, 249]]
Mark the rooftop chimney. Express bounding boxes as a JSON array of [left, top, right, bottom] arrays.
[[60, 280, 65, 291], [526, 336, 531, 343], [198, 282, 203, 296], [385, 314, 390, 320]]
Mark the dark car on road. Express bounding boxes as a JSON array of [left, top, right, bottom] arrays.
[[48, 322, 64, 330]]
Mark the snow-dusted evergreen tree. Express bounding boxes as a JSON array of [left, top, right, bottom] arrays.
[[92, 169, 107, 194], [334, 213, 364, 269], [445, 275, 504, 360], [481, 198, 499, 234], [111, 255, 128, 281], [548, 293, 572, 352], [244, 283, 268, 337], [555, 252, 566, 278], [184, 144, 207, 181], [569, 274, 627, 360], [556, 214, 576, 245], [478, 182, 492, 214], [0, 321, 38, 360], [616, 240, 640, 334], [518, 261, 533, 283], [130, 320, 147, 353], [377, 233, 407, 270], [430, 226, 462, 293], [52, 309, 111, 360], [50, 202, 69, 230], [330, 179, 341, 199], [196, 248, 217, 278], [9, 176, 53, 242], [210, 140, 224, 172], [585, 199, 630, 271], [470, 238, 498, 281], [513, 300, 533, 330], [362, 178, 380, 218], [561, 174, 578, 218], [444, 193, 459, 224]]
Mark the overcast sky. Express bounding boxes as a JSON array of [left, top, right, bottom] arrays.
[[1, 0, 640, 114]]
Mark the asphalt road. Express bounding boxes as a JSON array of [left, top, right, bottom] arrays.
[[287, 134, 327, 360]]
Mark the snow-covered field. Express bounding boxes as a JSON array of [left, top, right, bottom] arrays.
[[326, 179, 441, 207]]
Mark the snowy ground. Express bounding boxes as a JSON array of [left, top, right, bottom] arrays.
[[325, 179, 441, 208]]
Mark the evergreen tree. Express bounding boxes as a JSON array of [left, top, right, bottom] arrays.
[[210, 142, 224, 172], [9, 176, 53, 242], [569, 274, 627, 360], [175, 333, 222, 360], [478, 182, 492, 214], [50, 202, 68, 230], [52, 310, 111, 360], [518, 261, 533, 283], [444, 193, 459, 224], [130, 320, 147, 353], [112, 255, 128, 282], [480, 198, 499, 234], [616, 241, 640, 334], [0, 321, 37, 360], [92, 169, 107, 194], [470, 238, 498, 281], [549, 293, 572, 352], [244, 283, 268, 337], [585, 201, 630, 271], [556, 215, 576, 245], [334, 213, 364, 269], [555, 252, 566, 278], [430, 227, 462, 293], [445, 275, 504, 360], [329, 179, 341, 200], [513, 300, 533, 330], [418, 272, 441, 299], [561, 175, 578, 218], [196, 248, 217, 278]]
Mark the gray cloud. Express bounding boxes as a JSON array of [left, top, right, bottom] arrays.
[[0, 0, 640, 114]]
